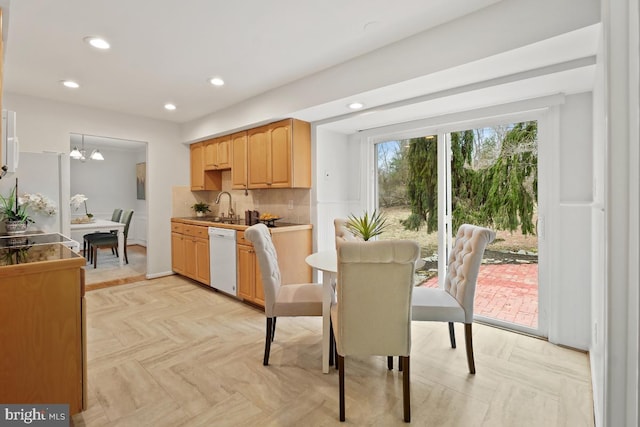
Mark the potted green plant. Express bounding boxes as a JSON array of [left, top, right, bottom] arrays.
[[346, 210, 388, 241], [1, 183, 33, 234], [191, 202, 211, 217]]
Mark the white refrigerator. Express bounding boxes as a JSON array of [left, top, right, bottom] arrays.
[[0, 152, 70, 235]]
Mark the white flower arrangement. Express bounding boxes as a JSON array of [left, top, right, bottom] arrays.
[[21, 193, 58, 216], [70, 193, 93, 218]]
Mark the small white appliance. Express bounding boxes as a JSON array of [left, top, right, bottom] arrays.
[[208, 227, 238, 296], [2, 110, 19, 173]]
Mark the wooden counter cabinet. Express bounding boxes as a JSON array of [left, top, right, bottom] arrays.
[[204, 136, 231, 170], [190, 142, 222, 191], [0, 245, 86, 415], [236, 227, 312, 308], [171, 221, 210, 285], [236, 230, 265, 306], [231, 131, 248, 191], [247, 119, 311, 189]]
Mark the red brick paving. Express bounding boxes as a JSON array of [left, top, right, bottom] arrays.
[[420, 263, 539, 328]]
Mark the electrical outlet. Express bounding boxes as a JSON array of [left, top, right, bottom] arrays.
[[288, 200, 294, 209]]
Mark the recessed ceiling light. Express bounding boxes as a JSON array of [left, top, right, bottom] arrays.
[[164, 103, 177, 111], [209, 77, 225, 86], [61, 80, 80, 89], [348, 102, 364, 110], [84, 36, 110, 50]]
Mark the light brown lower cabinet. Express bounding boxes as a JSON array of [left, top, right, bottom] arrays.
[[171, 222, 210, 285], [171, 219, 312, 309], [236, 227, 312, 308], [0, 246, 86, 415], [237, 230, 265, 306]]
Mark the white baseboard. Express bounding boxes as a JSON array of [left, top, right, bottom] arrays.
[[146, 271, 174, 280]]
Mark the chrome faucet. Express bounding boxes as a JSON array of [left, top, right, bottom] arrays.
[[215, 191, 234, 217]]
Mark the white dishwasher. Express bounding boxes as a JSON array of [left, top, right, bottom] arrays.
[[208, 227, 238, 296]]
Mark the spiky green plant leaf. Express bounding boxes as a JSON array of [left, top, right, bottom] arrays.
[[346, 210, 388, 241]]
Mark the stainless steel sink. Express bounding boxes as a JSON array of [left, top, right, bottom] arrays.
[[195, 216, 243, 225]]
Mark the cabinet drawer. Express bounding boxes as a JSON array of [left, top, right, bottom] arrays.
[[171, 222, 184, 233], [236, 230, 253, 246], [183, 225, 208, 238]]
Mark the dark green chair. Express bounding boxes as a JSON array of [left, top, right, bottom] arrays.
[[83, 208, 123, 261], [88, 209, 134, 268]]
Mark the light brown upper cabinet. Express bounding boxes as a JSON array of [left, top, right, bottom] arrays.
[[247, 119, 311, 189], [231, 131, 248, 191], [204, 135, 231, 170], [191, 142, 222, 191], [190, 142, 205, 190]]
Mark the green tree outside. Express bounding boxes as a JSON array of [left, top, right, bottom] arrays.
[[378, 121, 538, 235]]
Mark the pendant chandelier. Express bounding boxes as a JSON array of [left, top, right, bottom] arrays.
[[70, 135, 105, 161]]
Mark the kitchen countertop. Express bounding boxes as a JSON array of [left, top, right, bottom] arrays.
[[172, 217, 312, 233], [0, 243, 85, 272]]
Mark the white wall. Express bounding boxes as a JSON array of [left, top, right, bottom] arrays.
[[181, 0, 600, 143], [70, 145, 147, 245], [133, 149, 148, 246], [3, 93, 186, 278], [312, 127, 360, 252], [597, 0, 640, 425], [548, 93, 593, 349]]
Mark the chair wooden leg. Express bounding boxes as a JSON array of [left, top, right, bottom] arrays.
[[334, 339, 339, 370], [464, 323, 476, 374], [387, 356, 393, 370], [329, 319, 334, 367], [449, 322, 457, 348], [398, 356, 402, 371], [93, 246, 98, 269], [402, 356, 411, 422], [263, 317, 273, 366], [272, 317, 277, 341], [124, 244, 129, 264], [338, 355, 345, 422]]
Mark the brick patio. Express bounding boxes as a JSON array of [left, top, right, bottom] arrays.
[[420, 263, 539, 328]]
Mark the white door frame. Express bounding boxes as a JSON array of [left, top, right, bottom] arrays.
[[363, 102, 557, 337]]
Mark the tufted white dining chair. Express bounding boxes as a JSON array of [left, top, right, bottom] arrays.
[[245, 223, 327, 366], [411, 224, 495, 374], [331, 239, 420, 422], [333, 218, 362, 248]]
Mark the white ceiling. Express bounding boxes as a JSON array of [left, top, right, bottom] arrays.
[[1, 0, 502, 124]]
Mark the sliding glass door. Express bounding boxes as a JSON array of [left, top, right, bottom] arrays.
[[376, 119, 542, 335]]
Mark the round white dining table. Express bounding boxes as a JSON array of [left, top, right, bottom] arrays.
[[305, 250, 337, 374]]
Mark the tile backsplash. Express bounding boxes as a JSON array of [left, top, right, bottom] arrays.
[[172, 171, 310, 224]]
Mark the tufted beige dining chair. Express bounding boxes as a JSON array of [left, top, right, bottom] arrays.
[[411, 224, 495, 374], [333, 218, 362, 248], [245, 223, 328, 366], [331, 239, 420, 422]]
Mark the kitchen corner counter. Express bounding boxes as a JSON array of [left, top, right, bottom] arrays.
[[0, 242, 87, 414], [0, 243, 85, 275], [171, 217, 312, 233]]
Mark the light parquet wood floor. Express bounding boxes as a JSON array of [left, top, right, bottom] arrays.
[[73, 275, 594, 426]]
